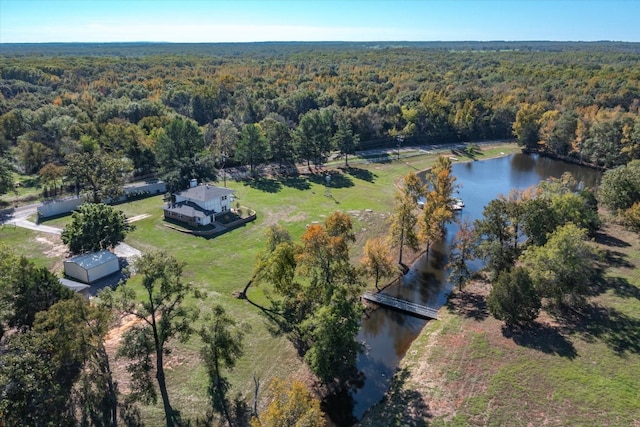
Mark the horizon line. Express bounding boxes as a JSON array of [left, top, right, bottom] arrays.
[[1, 39, 638, 45]]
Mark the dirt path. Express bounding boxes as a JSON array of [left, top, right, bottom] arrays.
[[127, 214, 151, 223]]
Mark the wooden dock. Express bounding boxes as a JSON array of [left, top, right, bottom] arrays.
[[362, 292, 439, 320]]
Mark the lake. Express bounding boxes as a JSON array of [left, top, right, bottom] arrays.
[[337, 153, 602, 424]]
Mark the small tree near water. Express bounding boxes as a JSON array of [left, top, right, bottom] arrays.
[[487, 267, 540, 328], [361, 237, 397, 291]]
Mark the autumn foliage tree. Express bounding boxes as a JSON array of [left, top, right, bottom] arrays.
[[254, 212, 364, 385], [250, 378, 324, 427], [389, 173, 421, 265], [361, 237, 397, 290], [420, 156, 457, 257]]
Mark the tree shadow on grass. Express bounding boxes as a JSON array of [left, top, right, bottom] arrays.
[[446, 290, 489, 321], [594, 230, 631, 248], [603, 249, 634, 269], [560, 303, 640, 356], [359, 368, 431, 427], [307, 171, 354, 188], [338, 166, 377, 183], [609, 276, 640, 300], [503, 321, 578, 359], [241, 288, 290, 338], [589, 263, 640, 302], [281, 175, 311, 190], [242, 177, 282, 193]]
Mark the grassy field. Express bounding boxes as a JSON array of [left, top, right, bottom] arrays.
[[358, 221, 640, 426], [6, 143, 637, 426], [0, 172, 44, 208], [2, 143, 526, 423]]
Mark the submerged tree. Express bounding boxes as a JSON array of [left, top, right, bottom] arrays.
[[361, 237, 397, 291], [420, 156, 457, 256], [447, 219, 476, 291], [389, 173, 422, 265]]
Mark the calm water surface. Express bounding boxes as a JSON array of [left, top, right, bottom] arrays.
[[345, 154, 602, 422]]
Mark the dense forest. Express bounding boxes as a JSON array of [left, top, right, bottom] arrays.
[[1, 41, 640, 197], [1, 42, 640, 426]]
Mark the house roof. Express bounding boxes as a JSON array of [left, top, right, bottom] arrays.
[[164, 201, 209, 219], [177, 184, 235, 203], [64, 250, 118, 270]]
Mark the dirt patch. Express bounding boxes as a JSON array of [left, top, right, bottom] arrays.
[[103, 314, 144, 394], [127, 214, 151, 223], [36, 234, 68, 258], [261, 205, 308, 227]]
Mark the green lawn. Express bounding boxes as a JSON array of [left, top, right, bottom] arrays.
[[14, 142, 520, 423], [0, 225, 65, 271], [0, 172, 42, 208]]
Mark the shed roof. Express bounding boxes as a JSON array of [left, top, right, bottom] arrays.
[[177, 184, 235, 203], [59, 278, 91, 293], [65, 250, 118, 270]]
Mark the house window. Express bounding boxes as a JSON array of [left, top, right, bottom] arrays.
[[221, 195, 227, 201]]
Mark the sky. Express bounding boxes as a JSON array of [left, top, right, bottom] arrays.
[[1, 0, 639, 44]]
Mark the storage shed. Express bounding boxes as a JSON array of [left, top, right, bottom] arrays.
[[63, 251, 120, 284]]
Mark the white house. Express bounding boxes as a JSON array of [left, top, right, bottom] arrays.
[[163, 180, 235, 227], [63, 250, 120, 284]]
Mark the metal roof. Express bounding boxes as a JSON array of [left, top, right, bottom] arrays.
[[59, 278, 91, 293], [64, 250, 118, 270]]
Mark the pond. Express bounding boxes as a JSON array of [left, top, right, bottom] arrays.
[[332, 153, 602, 425]]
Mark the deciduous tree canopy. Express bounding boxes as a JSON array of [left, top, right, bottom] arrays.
[[61, 202, 133, 255]]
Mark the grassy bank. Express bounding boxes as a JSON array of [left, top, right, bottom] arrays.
[[358, 221, 640, 426], [1, 142, 521, 423]]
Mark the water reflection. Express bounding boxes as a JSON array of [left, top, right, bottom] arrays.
[[344, 153, 602, 423], [350, 242, 449, 420]]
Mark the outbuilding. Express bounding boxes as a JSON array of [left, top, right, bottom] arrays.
[[63, 250, 120, 284]]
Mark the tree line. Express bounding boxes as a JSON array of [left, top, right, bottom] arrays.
[[1, 43, 639, 199]]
